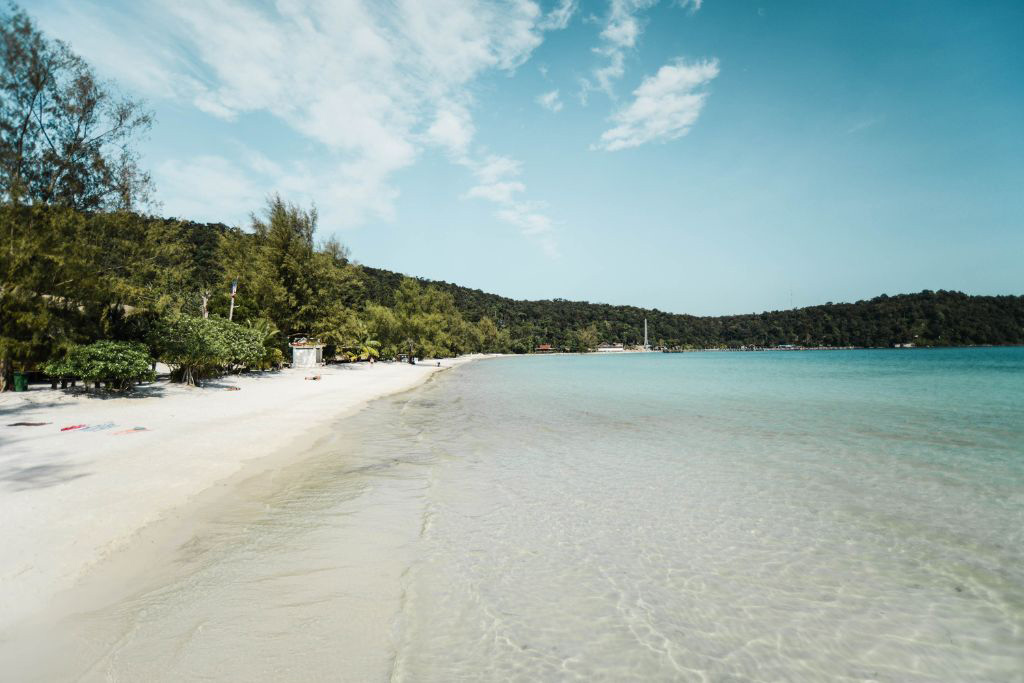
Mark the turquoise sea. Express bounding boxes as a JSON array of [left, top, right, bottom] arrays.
[[24, 349, 1024, 681]]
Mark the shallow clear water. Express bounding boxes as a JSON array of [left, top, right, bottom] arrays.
[[16, 349, 1024, 681]]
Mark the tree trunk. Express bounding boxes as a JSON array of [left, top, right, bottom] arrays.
[[0, 357, 11, 392], [201, 292, 210, 319]]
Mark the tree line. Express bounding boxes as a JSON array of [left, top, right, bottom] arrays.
[[360, 271, 1024, 351], [1, 4, 1021, 392]]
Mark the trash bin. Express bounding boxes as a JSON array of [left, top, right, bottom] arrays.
[[13, 372, 28, 392]]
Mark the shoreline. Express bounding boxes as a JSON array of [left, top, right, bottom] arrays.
[[0, 356, 491, 635]]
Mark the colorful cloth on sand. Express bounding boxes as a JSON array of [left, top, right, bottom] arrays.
[[113, 427, 149, 435], [7, 422, 50, 426], [81, 422, 116, 432], [60, 424, 87, 431]]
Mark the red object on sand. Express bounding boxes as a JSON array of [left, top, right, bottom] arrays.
[[113, 427, 149, 435], [61, 424, 86, 431]]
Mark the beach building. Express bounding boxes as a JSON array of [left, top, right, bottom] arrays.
[[535, 344, 554, 353], [597, 342, 625, 352], [289, 338, 324, 368]]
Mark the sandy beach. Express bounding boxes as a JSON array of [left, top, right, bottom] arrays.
[[0, 358, 480, 635]]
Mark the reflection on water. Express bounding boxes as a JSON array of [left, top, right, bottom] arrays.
[[9, 349, 1024, 681]]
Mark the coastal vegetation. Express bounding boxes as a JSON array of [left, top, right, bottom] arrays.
[[1, 5, 1022, 391], [42, 340, 154, 392]]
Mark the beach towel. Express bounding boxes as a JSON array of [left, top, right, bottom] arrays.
[[81, 422, 116, 432], [60, 424, 87, 432], [7, 422, 50, 427], [113, 427, 149, 435]]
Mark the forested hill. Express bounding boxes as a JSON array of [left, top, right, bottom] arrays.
[[360, 267, 1024, 351]]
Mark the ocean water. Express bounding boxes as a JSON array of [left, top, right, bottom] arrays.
[[16, 349, 1024, 681]]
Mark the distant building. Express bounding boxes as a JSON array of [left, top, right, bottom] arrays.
[[290, 338, 324, 367], [535, 343, 554, 353], [597, 342, 625, 352]]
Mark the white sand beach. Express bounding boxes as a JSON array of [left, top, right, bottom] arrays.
[[0, 358, 480, 635]]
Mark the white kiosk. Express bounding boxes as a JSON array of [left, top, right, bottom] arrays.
[[290, 338, 324, 368]]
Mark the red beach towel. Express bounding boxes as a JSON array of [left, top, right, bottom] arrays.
[[60, 424, 87, 432]]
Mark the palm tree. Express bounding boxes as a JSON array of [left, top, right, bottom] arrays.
[[347, 322, 381, 362], [245, 318, 283, 369]]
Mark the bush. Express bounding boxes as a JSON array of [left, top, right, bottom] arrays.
[[243, 318, 284, 370], [44, 341, 155, 392], [151, 315, 265, 385]]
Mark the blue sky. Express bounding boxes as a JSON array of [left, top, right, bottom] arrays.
[[28, 0, 1024, 315]]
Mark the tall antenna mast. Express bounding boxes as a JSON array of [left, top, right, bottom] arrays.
[[644, 318, 649, 350]]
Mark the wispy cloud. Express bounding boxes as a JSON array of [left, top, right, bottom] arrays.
[[536, 89, 564, 112], [673, 0, 704, 13], [33, 0, 569, 249], [464, 155, 559, 257], [155, 156, 264, 223], [582, 0, 705, 100], [539, 0, 579, 30], [594, 58, 719, 151], [846, 115, 884, 135], [587, 0, 657, 97]]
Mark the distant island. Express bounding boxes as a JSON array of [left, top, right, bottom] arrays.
[[361, 265, 1024, 351]]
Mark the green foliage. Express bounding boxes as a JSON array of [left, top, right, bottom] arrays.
[[0, 5, 152, 210], [569, 324, 600, 353], [364, 278, 469, 360], [44, 340, 154, 392], [359, 268, 1024, 351], [244, 318, 284, 370], [151, 315, 264, 385], [244, 196, 361, 339], [348, 322, 381, 362]]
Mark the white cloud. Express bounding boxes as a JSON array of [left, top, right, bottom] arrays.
[[425, 102, 476, 156], [673, 0, 704, 12], [34, 0, 570, 243], [155, 156, 264, 224], [585, 0, 657, 97], [465, 180, 527, 203], [463, 155, 559, 256], [539, 0, 579, 30], [498, 203, 559, 258], [474, 155, 523, 184], [583, 0, 705, 98], [536, 89, 564, 112], [594, 58, 719, 151]]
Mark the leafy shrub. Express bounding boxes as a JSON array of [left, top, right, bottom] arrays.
[[244, 318, 285, 370], [44, 341, 155, 392], [150, 315, 265, 385]]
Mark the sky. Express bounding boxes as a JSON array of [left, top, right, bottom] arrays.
[[27, 0, 1024, 315]]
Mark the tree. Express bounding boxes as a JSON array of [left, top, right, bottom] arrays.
[[570, 324, 600, 352], [43, 340, 154, 392], [151, 315, 263, 386], [244, 317, 284, 370], [346, 320, 380, 362], [246, 196, 361, 340], [0, 4, 152, 210], [250, 195, 317, 336], [0, 203, 84, 390]]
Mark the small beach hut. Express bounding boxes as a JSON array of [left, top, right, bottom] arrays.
[[289, 338, 324, 368]]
